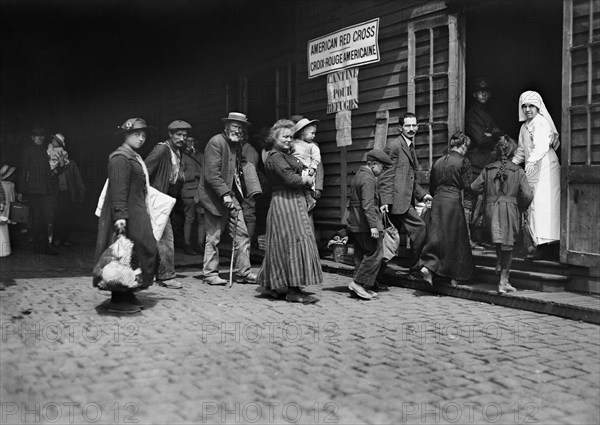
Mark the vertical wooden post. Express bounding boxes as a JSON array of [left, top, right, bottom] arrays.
[[340, 146, 348, 225], [374, 110, 389, 150]]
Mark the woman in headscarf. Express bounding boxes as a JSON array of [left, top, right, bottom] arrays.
[[256, 119, 322, 304], [419, 131, 474, 286], [94, 118, 158, 314], [513, 91, 561, 259]]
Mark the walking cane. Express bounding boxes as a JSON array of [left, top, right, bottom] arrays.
[[229, 209, 240, 288]]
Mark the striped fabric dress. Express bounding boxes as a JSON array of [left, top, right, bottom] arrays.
[[256, 149, 323, 290]]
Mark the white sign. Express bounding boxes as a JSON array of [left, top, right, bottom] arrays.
[[307, 18, 380, 79], [327, 68, 359, 114], [335, 110, 352, 147]]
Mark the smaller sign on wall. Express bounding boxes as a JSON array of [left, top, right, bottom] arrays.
[[335, 110, 352, 147], [327, 68, 359, 114]]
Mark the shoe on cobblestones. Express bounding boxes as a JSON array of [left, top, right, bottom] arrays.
[[203, 276, 228, 286], [364, 286, 378, 297], [498, 282, 517, 294], [286, 293, 319, 304], [235, 272, 257, 284], [348, 281, 373, 300], [420, 266, 433, 286], [158, 279, 183, 289]]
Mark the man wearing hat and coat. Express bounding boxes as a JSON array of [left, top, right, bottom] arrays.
[[17, 127, 60, 255], [347, 149, 392, 300], [144, 120, 192, 289], [464, 77, 503, 247], [196, 112, 256, 286]]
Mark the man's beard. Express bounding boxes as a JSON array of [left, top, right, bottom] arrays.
[[226, 130, 241, 142]]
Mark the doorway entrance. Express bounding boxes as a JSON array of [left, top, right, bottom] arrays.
[[465, 0, 563, 139]]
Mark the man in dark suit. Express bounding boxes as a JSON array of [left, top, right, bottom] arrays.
[[379, 112, 433, 268]]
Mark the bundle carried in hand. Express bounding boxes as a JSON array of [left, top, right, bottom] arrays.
[[93, 235, 142, 291]]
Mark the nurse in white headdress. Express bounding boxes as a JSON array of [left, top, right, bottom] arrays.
[[513, 90, 561, 253]]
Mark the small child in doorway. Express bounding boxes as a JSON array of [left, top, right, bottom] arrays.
[[47, 133, 69, 175], [292, 118, 321, 212], [471, 136, 533, 294]]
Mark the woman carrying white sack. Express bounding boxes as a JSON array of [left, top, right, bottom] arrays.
[[513, 90, 561, 260]]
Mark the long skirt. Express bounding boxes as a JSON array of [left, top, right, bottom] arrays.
[[527, 149, 560, 245], [257, 188, 323, 290], [420, 189, 473, 281]]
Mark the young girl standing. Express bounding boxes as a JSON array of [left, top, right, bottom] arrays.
[[471, 136, 533, 294]]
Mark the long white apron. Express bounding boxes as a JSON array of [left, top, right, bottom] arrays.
[[517, 118, 561, 245]]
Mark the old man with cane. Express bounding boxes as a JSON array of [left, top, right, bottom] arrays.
[[195, 112, 258, 286]]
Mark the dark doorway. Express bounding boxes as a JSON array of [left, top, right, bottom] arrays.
[[465, 0, 563, 139]]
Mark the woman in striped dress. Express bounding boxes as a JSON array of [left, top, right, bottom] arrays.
[[256, 119, 323, 304]]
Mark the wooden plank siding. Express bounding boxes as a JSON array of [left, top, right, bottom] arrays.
[[294, 1, 444, 226], [561, 0, 600, 269]]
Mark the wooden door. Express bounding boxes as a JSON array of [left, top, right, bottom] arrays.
[[561, 0, 600, 269]]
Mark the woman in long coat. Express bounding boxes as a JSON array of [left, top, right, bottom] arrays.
[[94, 118, 157, 313], [420, 132, 474, 286], [472, 136, 533, 293], [513, 90, 560, 259], [256, 119, 322, 304]]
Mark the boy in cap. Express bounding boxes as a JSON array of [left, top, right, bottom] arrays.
[[347, 149, 392, 300], [144, 119, 192, 289]]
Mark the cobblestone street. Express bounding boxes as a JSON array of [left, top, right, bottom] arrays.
[[1, 245, 599, 425]]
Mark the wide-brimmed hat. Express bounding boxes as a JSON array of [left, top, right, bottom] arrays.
[[0, 164, 16, 180], [115, 118, 155, 135], [366, 149, 392, 166], [293, 118, 319, 137], [167, 120, 192, 131], [471, 77, 493, 93], [221, 112, 251, 126], [51, 133, 66, 147]]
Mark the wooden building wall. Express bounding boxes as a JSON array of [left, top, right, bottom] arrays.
[[294, 0, 453, 231]]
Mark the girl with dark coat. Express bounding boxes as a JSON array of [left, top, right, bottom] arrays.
[[94, 118, 157, 313], [471, 136, 534, 294], [420, 132, 474, 286]]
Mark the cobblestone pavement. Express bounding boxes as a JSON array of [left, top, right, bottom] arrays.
[[1, 244, 599, 425]]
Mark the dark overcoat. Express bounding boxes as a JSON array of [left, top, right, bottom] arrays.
[[465, 103, 499, 173], [17, 144, 56, 195], [94, 144, 157, 280], [196, 133, 245, 217], [347, 166, 382, 233], [420, 151, 474, 281], [379, 135, 428, 214]]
